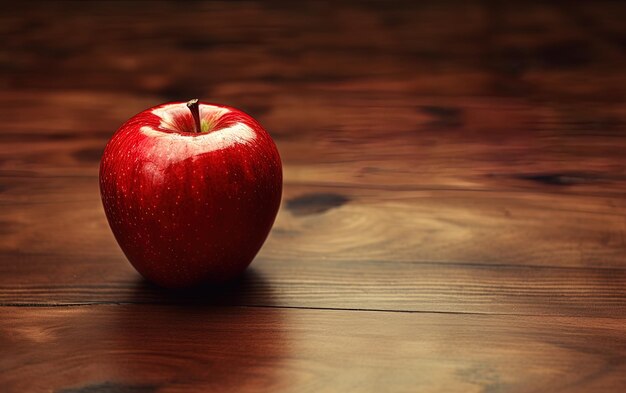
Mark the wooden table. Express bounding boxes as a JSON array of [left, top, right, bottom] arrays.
[[2, 2, 625, 392]]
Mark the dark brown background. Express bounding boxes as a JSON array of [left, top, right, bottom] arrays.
[[1, 1, 625, 392]]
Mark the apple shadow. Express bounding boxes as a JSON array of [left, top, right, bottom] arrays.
[[102, 268, 290, 391], [128, 267, 275, 307]]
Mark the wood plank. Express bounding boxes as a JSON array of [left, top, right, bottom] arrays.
[[1, 91, 626, 197], [1, 2, 625, 101], [2, 177, 625, 268], [2, 305, 625, 393], [1, 178, 625, 315], [2, 256, 625, 318]]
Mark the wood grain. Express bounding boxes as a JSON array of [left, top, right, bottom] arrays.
[[1, 178, 626, 316], [2, 305, 626, 393], [2, 91, 626, 196], [1, 0, 625, 392]]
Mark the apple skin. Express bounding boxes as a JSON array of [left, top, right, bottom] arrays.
[[99, 101, 282, 288]]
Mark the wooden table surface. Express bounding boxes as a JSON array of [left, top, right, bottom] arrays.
[[2, 1, 626, 392]]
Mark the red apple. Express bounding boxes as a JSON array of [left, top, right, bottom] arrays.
[[99, 99, 282, 288]]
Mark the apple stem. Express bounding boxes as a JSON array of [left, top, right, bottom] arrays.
[[186, 99, 202, 133]]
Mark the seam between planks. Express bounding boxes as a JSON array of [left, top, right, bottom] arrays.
[[0, 302, 625, 319]]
